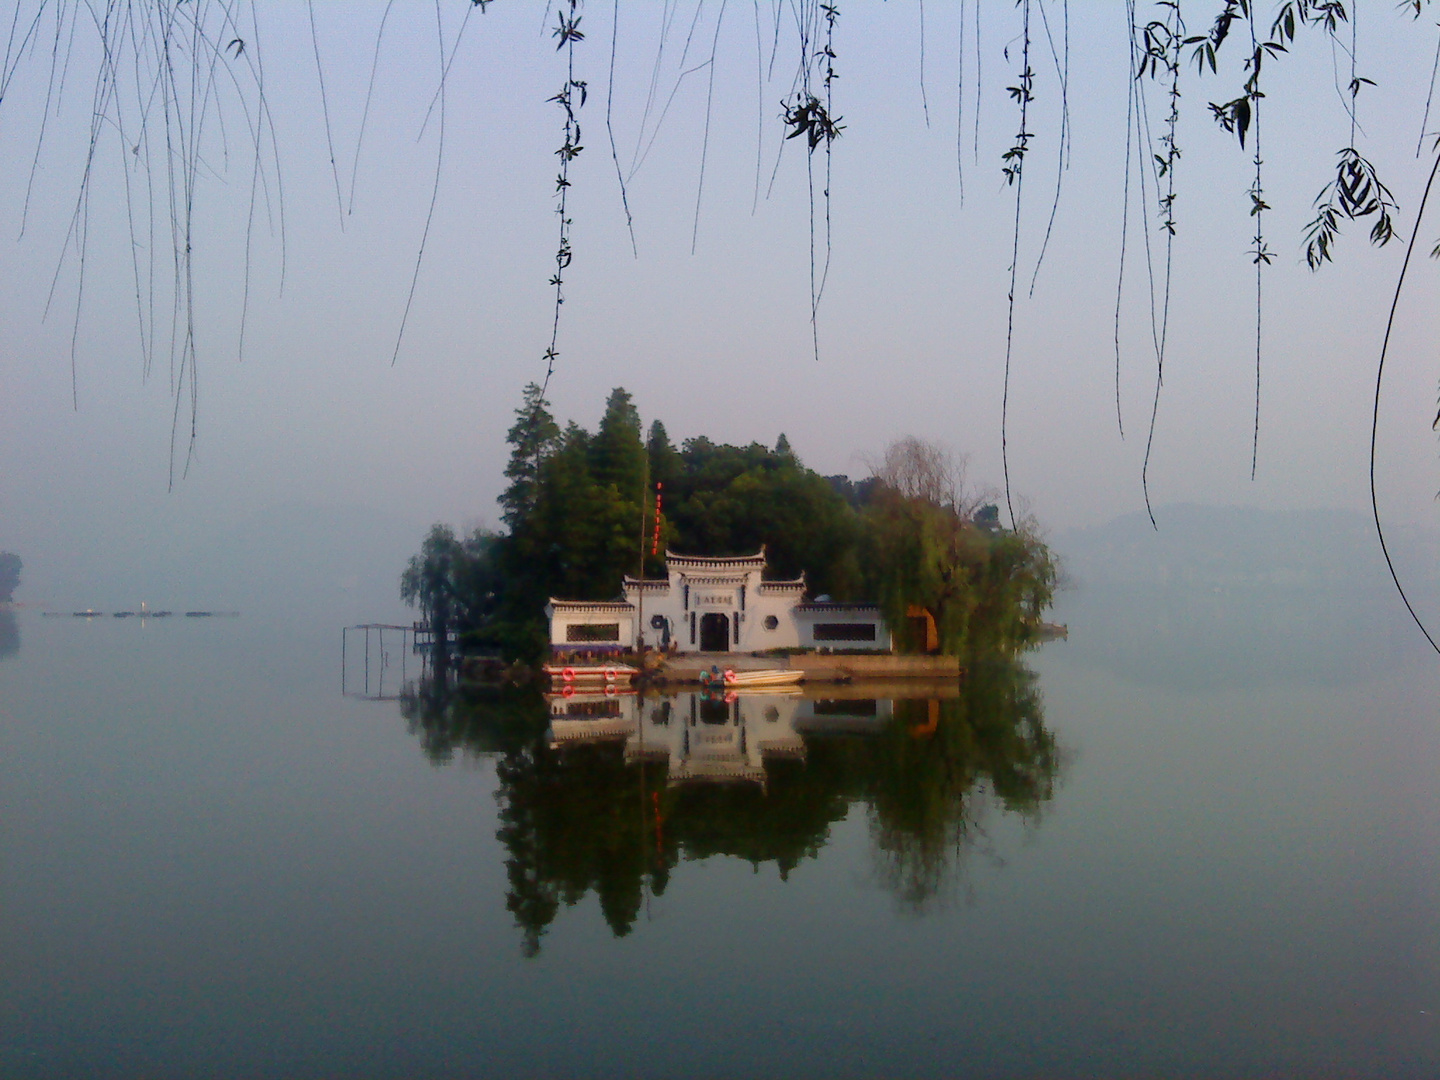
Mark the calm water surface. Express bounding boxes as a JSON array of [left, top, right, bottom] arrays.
[[3, 513, 1439, 1077]]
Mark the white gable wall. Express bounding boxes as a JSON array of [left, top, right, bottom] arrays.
[[548, 550, 890, 654]]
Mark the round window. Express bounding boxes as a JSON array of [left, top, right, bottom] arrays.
[[763, 615, 779, 630]]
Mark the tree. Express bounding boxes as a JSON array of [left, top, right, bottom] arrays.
[[863, 439, 1056, 655], [401, 524, 462, 653], [647, 421, 681, 493], [500, 384, 561, 531], [590, 388, 646, 501], [0, 553, 20, 603]]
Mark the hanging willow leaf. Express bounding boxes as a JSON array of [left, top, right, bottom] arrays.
[[1303, 148, 1400, 270]]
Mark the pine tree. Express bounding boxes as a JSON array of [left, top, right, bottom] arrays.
[[647, 420, 680, 490], [500, 383, 561, 530], [590, 387, 646, 501]]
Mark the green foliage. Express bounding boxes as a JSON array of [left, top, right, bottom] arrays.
[[408, 388, 1054, 662], [0, 552, 21, 602], [863, 482, 1056, 656], [663, 437, 861, 597], [591, 387, 646, 497], [500, 383, 560, 530], [401, 524, 505, 651]]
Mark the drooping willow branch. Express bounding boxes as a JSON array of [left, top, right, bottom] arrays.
[[1138, 0, 1184, 528], [779, 1, 843, 365], [1000, 0, 1034, 531], [541, 0, 586, 401]]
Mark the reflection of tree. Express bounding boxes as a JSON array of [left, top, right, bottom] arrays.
[[397, 661, 543, 763], [0, 610, 17, 661], [859, 657, 1057, 911], [665, 762, 851, 879], [497, 741, 670, 957], [400, 655, 1059, 955]]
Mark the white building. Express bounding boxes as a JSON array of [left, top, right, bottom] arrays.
[[545, 548, 891, 655]]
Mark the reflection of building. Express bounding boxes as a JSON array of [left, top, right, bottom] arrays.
[[545, 549, 891, 654], [546, 690, 892, 787]]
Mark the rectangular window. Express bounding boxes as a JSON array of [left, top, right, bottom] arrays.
[[566, 623, 620, 643], [812, 622, 878, 642], [734, 613, 740, 644], [690, 612, 696, 645]]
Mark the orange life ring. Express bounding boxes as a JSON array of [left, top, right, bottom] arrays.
[[604, 666, 617, 682], [562, 666, 575, 682], [604, 683, 618, 697]]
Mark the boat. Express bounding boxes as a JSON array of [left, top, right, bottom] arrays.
[[699, 667, 805, 689]]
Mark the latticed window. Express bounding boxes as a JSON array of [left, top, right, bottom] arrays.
[[566, 623, 620, 643]]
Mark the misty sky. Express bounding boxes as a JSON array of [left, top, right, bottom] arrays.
[[2, 1, 1439, 612]]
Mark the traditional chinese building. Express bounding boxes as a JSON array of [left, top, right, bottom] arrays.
[[545, 548, 891, 655]]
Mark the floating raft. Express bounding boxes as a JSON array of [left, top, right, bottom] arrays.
[[544, 663, 640, 688]]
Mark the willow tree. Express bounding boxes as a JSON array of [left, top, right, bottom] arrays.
[[864, 438, 1056, 656]]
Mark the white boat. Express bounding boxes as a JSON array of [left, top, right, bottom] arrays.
[[699, 667, 805, 688]]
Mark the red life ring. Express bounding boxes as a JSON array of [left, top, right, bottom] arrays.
[[604, 683, 618, 697], [562, 666, 575, 682], [723, 668, 736, 684], [561, 684, 575, 699], [604, 667, 617, 682]]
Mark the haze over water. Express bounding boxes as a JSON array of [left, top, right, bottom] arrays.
[[2, 507, 1438, 1077]]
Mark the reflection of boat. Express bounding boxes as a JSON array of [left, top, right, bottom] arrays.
[[699, 667, 804, 689], [544, 663, 639, 687]]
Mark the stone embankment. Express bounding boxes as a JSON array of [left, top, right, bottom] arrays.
[[652, 652, 962, 685]]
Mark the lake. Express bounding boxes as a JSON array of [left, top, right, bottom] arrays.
[[3, 507, 1439, 1077]]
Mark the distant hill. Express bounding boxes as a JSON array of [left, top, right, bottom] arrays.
[[1047, 506, 1440, 690], [0, 551, 20, 603]]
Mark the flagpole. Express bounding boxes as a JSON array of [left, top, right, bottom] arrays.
[[636, 455, 647, 655]]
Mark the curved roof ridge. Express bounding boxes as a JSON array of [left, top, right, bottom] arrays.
[[664, 546, 767, 565]]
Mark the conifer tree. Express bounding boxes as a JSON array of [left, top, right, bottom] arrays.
[[590, 388, 646, 501], [500, 384, 561, 531]]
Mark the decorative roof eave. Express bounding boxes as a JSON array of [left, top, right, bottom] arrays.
[[546, 599, 636, 614], [757, 577, 806, 592], [665, 548, 767, 570], [622, 577, 671, 591], [683, 575, 750, 587], [794, 602, 883, 613]]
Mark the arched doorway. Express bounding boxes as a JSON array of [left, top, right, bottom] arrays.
[[699, 612, 730, 652]]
